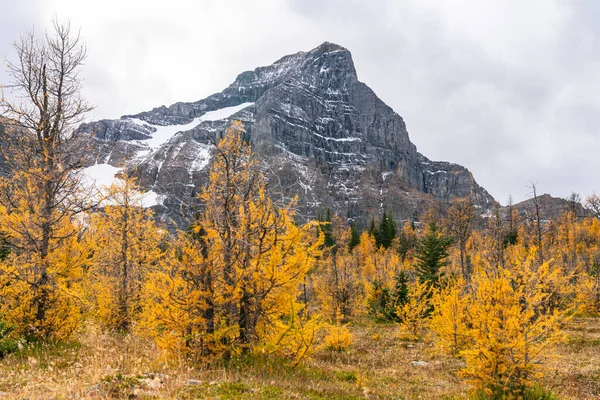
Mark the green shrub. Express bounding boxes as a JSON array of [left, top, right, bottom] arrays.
[[468, 385, 558, 400], [100, 374, 141, 398], [335, 370, 357, 382], [0, 318, 19, 358]]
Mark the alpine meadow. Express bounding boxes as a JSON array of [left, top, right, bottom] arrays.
[[1, 7, 600, 400]]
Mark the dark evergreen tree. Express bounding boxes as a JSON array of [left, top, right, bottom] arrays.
[[349, 222, 360, 252], [414, 222, 453, 287], [393, 271, 409, 306], [503, 230, 518, 247], [368, 218, 378, 241], [368, 271, 410, 322], [316, 209, 335, 248], [378, 211, 397, 249], [315, 211, 323, 238]]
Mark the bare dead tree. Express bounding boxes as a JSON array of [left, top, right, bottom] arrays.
[[0, 19, 94, 332], [508, 194, 514, 232], [586, 193, 600, 219], [445, 197, 475, 279], [527, 182, 545, 264], [567, 192, 582, 217], [483, 203, 506, 270]]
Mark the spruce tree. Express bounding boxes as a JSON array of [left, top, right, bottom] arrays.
[[317, 209, 335, 248], [368, 271, 410, 322], [378, 211, 397, 249], [393, 271, 409, 307], [369, 218, 378, 242], [349, 222, 360, 252], [415, 222, 453, 287]]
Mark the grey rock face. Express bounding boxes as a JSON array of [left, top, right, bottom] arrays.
[[78, 42, 497, 228], [419, 154, 495, 207], [507, 193, 591, 220]]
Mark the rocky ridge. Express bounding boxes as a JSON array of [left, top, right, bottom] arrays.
[[78, 42, 496, 227]]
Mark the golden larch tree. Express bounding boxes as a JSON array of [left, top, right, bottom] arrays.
[[0, 20, 94, 340], [142, 121, 323, 362], [87, 175, 164, 331], [460, 250, 573, 396]]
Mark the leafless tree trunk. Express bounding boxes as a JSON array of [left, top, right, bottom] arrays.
[[586, 193, 600, 219], [508, 195, 514, 233], [446, 197, 475, 280], [483, 204, 505, 270], [527, 182, 544, 264], [567, 192, 582, 217], [0, 20, 93, 332]]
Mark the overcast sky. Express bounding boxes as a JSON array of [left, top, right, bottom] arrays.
[[1, 0, 598, 204]]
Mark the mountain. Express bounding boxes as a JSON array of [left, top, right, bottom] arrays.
[[508, 193, 591, 221], [77, 42, 496, 228]]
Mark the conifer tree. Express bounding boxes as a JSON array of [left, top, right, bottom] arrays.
[[429, 279, 470, 355], [316, 227, 365, 321], [368, 270, 409, 321], [368, 218, 378, 242], [396, 278, 431, 340], [142, 121, 322, 360], [378, 211, 397, 249], [88, 175, 164, 331], [414, 222, 453, 287], [0, 21, 93, 340], [349, 222, 360, 252], [321, 208, 335, 248], [460, 254, 573, 396]]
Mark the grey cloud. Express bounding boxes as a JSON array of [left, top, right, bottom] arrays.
[[0, 0, 598, 204]]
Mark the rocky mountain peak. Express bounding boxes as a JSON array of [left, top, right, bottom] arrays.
[[126, 42, 357, 128], [229, 41, 357, 98], [78, 42, 497, 228]]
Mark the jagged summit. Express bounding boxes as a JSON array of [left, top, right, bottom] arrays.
[[126, 42, 358, 127], [233, 41, 357, 88], [311, 41, 349, 53], [272, 41, 350, 63], [78, 42, 496, 227]]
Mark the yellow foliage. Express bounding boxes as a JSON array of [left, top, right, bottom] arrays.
[[258, 301, 324, 366], [314, 228, 366, 321], [0, 170, 89, 340], [140, 121, 323, 362], [87, 175, 164, 331], [316, 228, 406, 323], [324, 323, 353, 351], [396, 279, 431, 341], [429, 279, 470, 355], [576, 272, 600, 315], [460, 253, 573, 396]]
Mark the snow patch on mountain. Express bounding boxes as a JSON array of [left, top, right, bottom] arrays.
[[126, 117, 202, 151], [140, 190, 163, 207], [81, 163, 122, 189], [124, 102, 255, 153], [189, 143, 213, 171], [79, 163, 161, 208], [202, 102, 254, 122]]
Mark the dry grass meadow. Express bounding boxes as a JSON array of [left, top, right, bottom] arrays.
[[0, 317, 598, 399]]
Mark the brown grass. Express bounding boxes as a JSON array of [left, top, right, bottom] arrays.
[[0, 318, 599, 399]]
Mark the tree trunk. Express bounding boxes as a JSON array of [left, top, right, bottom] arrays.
[[119, 203, 130, 331]]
